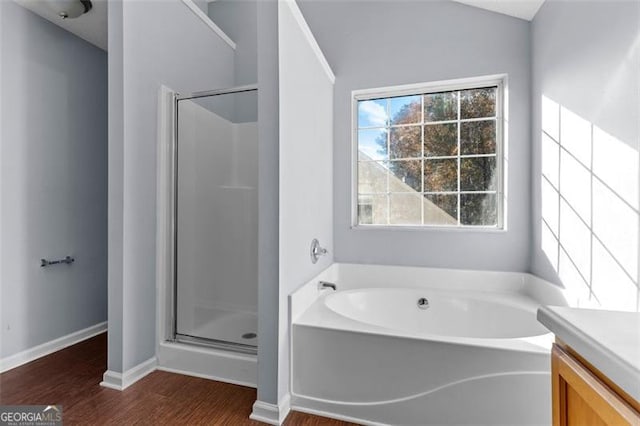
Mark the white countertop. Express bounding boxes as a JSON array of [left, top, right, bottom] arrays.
[[537, 306, 640, 402]]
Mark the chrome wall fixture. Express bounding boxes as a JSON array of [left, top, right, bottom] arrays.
[[310, 238, 328, 264], [41, 256, 75, 267]]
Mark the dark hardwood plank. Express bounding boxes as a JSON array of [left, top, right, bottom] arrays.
[[0, 333, 358, 425], [284, 412, 357, 426]]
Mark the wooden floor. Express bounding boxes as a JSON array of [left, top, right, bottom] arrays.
[[0, 333, 356, 425]]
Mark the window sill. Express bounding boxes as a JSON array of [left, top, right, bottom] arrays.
[[350, 224, 507, 233]]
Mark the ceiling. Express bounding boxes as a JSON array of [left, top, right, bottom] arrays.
[[450, 0, 546, 21], [12, 0, 545, 53], [14, 0, 107, 51]]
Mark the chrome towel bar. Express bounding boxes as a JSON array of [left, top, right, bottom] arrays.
[[40, 256, 74, 267]]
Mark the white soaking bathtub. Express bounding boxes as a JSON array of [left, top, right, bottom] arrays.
[[290, 263, 568, 426]]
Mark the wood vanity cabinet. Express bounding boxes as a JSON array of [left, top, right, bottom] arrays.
[[551, 343, 640, 425]]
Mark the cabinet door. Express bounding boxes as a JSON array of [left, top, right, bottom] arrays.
[[552, 344, 640, 426]]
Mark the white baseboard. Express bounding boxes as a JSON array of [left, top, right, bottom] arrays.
[[0, 322, 107, 373], [250, 394, 291, 425], [100, 357, 157, 391]]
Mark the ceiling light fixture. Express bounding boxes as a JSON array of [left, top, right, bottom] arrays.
[[46, 0, 93, 20]]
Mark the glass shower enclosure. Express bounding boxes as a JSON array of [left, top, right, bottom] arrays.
[[172, 86, 258, 354]]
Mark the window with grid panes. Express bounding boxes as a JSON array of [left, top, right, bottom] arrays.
[[355, 79, 503, 228]]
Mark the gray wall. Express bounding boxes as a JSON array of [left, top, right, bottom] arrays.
[[209, 0, 258, 86], [530, 0, 640, 308], [107, 0, 235, 372], [298, 0, 532, 272], [256, 0, 280, 405], [193, 0, 208, 14], [0, 1, 107, 358]]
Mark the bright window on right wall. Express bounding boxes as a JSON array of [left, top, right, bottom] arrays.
[[353, 76, 505, 229]]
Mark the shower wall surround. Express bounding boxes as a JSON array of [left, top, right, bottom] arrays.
[[176, 95, 258, 345]]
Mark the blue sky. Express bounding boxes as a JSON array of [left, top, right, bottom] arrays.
[[357, 96, 421, 160]]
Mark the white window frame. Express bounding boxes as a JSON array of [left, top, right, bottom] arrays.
[[351, 74, 507, 231]]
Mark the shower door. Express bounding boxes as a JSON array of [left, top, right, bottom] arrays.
[[174, 86, 258, 353]]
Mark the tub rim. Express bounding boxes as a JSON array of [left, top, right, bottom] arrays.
[[290, 262, 568, 355]]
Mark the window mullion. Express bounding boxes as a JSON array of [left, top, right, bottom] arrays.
[[421, 94, 425, 225], [386, 99, 391, 225], [456, 91, 461, 226]]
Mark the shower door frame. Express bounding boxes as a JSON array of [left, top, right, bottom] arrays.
[[170, 84, 258, 355]]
